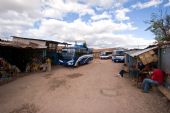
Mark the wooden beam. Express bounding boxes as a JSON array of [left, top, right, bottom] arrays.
[[158, 86, 170, 100]]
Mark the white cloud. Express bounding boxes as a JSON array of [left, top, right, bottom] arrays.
[[25, 18, 137, 37], [23, 18, 142, 49], [87, 34, 154, 49], [132, 0, 162, 9], [112, 0, 128, 8], [0, 0, 154, 48], [115, 8, 130, 21], [42, 0, 95, 18], [0, 0, 42, 19], [77, 0, 113, 7], [0, 0, 41, 38], [164, 0, 170, 7], [79, 0, 128, 8], [0, 0, 41, 12], [91, 12, 112, 21]]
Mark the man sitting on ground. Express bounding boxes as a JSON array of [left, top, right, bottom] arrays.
[[142, 65, 164, 93]]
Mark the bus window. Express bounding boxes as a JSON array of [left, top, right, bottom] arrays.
[[62, 48, 75, 60]]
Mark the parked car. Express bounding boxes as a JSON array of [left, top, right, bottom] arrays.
[[100, 51, 112, 59]]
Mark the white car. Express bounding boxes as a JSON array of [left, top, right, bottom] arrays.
[[100, 54, 112, 59]]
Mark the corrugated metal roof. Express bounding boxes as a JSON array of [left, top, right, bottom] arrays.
[[12, 36, 71, 45], [0, 40, 47, 49], [125, 50, 141, 56], [125, 46, 157, 57]]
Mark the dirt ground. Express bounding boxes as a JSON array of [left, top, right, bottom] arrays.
[[0, 59, 169, 113]]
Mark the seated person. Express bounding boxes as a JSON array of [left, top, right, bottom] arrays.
[[142, 65, 164, 93], [138, 65, 150, 83]]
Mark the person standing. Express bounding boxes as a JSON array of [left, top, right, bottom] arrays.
[[46, 57, 51, 72]]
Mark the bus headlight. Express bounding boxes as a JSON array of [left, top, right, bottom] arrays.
[[67, 60, 74, 65], [59, 60, 63, 63]]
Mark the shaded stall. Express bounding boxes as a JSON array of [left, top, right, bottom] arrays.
[[125, 47, 158, 83], [125, 47, 158, 71], [12, 36, 70, 65], [0, 39, 47, 72]]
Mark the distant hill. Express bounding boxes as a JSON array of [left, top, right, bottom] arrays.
[[93, 47, 125, 53]]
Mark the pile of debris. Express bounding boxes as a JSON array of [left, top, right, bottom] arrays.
[[0, 57, 20, 84]]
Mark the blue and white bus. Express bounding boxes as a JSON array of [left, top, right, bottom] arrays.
[[59, 42, 93, 67]]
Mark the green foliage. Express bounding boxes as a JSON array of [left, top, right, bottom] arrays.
[[83, 42, 87, 48], [146, 13, 170, 42]]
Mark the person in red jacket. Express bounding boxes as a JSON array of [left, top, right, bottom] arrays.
[[142, 65, 164, 93]]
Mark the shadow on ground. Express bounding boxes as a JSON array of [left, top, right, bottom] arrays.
[[9, 103, 39, 113]]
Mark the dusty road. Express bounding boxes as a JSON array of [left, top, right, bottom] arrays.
[[0, 59, 169, 113]]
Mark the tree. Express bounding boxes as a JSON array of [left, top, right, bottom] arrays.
[[146, 12, 170, 42], [83, 41, 87, 48]]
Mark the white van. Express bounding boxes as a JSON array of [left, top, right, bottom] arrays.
[[112, 50, 125, 62]]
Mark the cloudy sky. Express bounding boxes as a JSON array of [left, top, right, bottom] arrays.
[[0, 0, 170, 48]]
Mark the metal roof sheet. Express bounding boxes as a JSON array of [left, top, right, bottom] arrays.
[[125, 46, 157, 57], [0, 40, 47, 49], [12, 36, 71, 45]]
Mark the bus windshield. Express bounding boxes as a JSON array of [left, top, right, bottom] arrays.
[[62, 48, 75, 60], [114, 50, 124, 56]]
